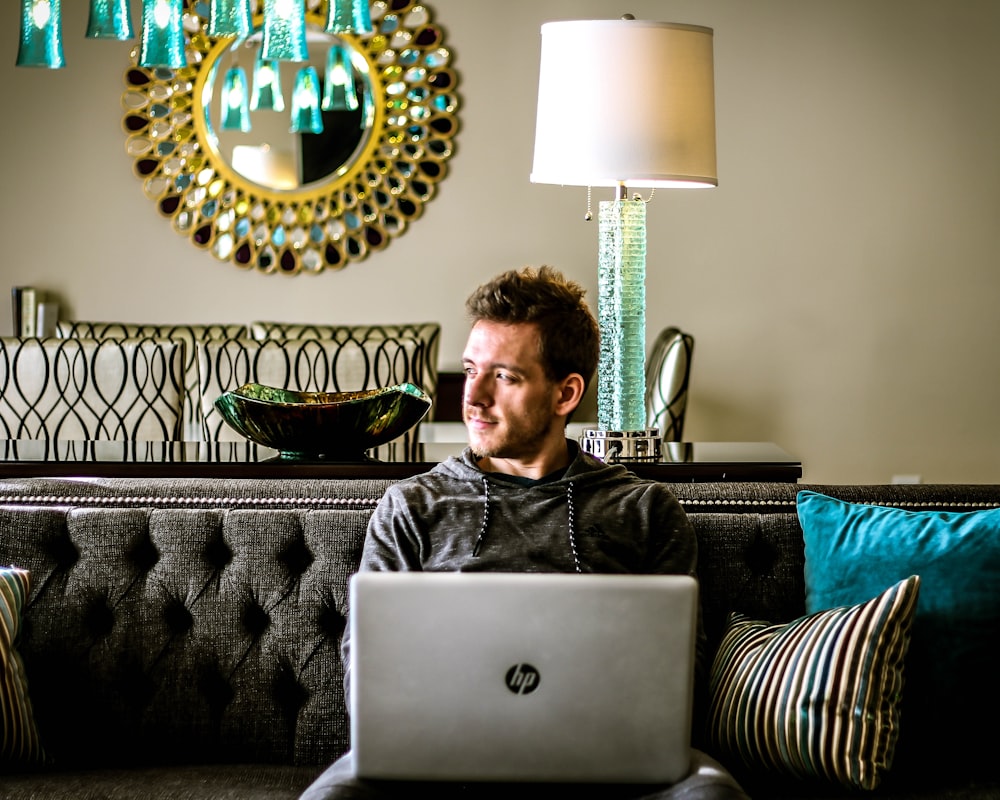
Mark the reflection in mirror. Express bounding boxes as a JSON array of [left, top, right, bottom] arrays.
[[121, 0, 459, 275], [204, 28, 373, 192]]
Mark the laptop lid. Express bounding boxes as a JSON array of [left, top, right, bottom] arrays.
[[349, 571, 698, 784]]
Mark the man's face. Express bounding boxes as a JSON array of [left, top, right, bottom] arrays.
[[461, 320, 563, 461]]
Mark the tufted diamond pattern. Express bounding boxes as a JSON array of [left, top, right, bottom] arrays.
[[8, 504, 369, 769]]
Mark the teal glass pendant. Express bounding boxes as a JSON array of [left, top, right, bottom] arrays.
[[262, 0, 309, 62], [17, 0, 65, 68], [325, 0, 373, 35], [221, 66, 251, 132], [138, 0, 187, 69], [251, 52, 285, 112], [208, 0, 252, 38], [290, 67, 324, 134], [321, 45, 359, 112], [87, 0, 134, 40]]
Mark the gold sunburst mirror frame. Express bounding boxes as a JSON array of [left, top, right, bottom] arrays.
[[121, 0, 459, 275]]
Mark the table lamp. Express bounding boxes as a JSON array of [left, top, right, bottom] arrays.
[[530, 16, 717, 461]]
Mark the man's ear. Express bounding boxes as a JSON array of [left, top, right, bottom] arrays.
[[554, 373, 586, 417]]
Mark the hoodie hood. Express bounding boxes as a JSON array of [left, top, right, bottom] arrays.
[[433, 439, 636, 492], [435, 442, 615, 572], [359, 434, 695, 580]]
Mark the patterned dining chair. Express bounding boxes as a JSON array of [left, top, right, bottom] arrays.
[[0, 337, 186, 441], [197, 336, 428, 460], [645, 327, 695, 442], [56, 321, 249, 440], [248, 322, 441, 420]]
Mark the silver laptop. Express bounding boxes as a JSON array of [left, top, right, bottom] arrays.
[[349, 571, 698, 784]]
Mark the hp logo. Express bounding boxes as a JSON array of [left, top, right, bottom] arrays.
[[505, 663, 540, 695]]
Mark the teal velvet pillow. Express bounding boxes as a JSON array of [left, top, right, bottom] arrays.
[[797, 490, 1000, 771], [0, 566, 46, 768]]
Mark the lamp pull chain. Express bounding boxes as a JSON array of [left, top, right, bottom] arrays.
[[585, 185, 653, 220]]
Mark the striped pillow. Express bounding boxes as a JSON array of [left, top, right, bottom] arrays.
[[1, 566, 45, 766], [707, 575, 920, 791]]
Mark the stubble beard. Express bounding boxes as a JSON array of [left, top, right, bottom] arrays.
[[466, 409, 555, 461]]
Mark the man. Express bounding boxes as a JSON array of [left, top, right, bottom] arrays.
[[300, 266, 749, 800]]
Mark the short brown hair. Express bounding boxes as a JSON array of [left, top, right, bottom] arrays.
[[465, 265, 599, 389]]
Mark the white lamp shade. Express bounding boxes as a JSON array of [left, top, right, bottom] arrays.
[[531, 19, 717, 189]]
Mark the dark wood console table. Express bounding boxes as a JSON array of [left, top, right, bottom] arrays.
[[0, 438, 800, 482]]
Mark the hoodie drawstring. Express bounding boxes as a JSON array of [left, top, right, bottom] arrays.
[[566, 481, 582, 573], [472, 477, 491, 557]]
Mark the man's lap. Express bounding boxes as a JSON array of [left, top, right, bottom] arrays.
[[298, 749, 750, 800]]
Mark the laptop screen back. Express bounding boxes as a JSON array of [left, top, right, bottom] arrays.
[[349, 571, 698, 784]]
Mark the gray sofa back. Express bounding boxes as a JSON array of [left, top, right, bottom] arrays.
[[673, 481, 1000, 644], [2, 477, 998, 772], [0, 478, 392, 769]]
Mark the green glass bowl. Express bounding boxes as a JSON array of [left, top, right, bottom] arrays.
[[213, 382, 432, 460]]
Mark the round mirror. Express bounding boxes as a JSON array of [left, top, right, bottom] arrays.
[[121, 0, 460, 275]]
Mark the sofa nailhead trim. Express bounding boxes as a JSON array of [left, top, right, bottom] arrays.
[[680, 499, 796, 507], [6, 495, 998, 511], [0, 494, 382, 509], [679, 498, 1000, 509]]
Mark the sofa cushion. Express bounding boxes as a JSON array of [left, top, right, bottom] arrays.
[[5, 498, 372, 770], [0, 566, 46, 768], [707, 575, 919, 791], [797, 490, 1000, 771]]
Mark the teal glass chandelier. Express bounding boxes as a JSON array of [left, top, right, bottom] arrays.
[[13, 0, 376, 151], [14, 0, 311, 73]]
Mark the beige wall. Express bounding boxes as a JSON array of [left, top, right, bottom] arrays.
[[2, 0, 999, 484]]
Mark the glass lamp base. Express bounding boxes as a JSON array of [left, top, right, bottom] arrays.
[[579, 428, 662, 462]]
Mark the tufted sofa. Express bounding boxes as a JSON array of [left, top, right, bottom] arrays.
[[0, 476, 998, 799]]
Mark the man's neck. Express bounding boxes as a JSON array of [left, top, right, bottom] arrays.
[[477, 438, 573, 480]]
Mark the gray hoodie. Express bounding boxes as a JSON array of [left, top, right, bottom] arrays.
[[359, 441, 696, 575], [341, 441, 706, 711]]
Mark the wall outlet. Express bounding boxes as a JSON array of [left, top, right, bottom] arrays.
[[891, 474, 922, 484]]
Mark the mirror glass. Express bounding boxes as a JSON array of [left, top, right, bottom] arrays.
[[204, 30, 374, 192], [121, 0, 459, 275]]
